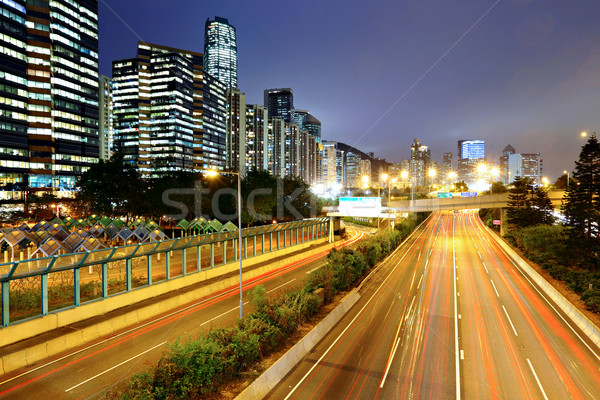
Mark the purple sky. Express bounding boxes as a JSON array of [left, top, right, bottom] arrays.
[[99, 0, 600, 180]]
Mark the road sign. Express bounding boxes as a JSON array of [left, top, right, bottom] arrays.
[[338, 197, 381, 218], [493, 220, 501, 225], [460, 192, 478, 197], [437, 192, 452, 198]]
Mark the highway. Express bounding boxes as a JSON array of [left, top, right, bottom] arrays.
[[267, 211, 600, 399], [0, 229, 364, 399]]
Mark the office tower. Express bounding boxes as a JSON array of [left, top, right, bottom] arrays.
[[302, 113, 321, 143], [360, 159, 372, 184], [245, 104, 268, 171], [410, 139, 431, 187], [293, 109, 308, 128], [442, 152, 453, 174], [226, 88, 246, 174], [500, 144, 516, 184], [264, 88, 294, 122], [0, 0, 99, 198], [457, 139, 485, 184], [508, 153, 542, 185], [320, 141, 344, 188], [99, 75, 112, 161], [268, 117, 285, 176], [345, 152, 362, 188], [113, 42, 226, 177], [203, 16, 238, 88]]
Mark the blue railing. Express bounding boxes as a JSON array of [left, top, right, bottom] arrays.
[[0, 218, 330, 327]]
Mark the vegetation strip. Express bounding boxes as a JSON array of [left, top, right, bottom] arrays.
[[105, 214, 428, 399]]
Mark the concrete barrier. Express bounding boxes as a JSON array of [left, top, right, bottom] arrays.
[[487, 226, 600, 348], [235, 289, 360, 400], [0, 238, 332, 375]]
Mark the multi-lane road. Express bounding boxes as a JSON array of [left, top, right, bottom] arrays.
[[268, 211, 600, 399], [0, 229, 364, 399]]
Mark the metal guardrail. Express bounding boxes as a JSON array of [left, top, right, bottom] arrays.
[[0, 218, 330, 327]]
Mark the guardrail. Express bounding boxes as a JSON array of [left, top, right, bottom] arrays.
[[0, 218, 330, 328]]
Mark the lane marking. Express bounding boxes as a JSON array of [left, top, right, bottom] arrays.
[[460, 349, 464, 360], [267, 279, 296, 293], [0, 234, 365, 392], [286, 218, 429, 399], [453, 213, 461, 400], [490, 279, 500, 298], [502, 305, 518, 337], [527, 358, 549, 400], [65, 341, 166, 392], [417, 274, 423, 289], [482, 262, 489, 274]]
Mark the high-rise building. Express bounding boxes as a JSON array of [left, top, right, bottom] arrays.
[[299, 129, 317, 184], [0, 0, 100, 198], [293, 109, 308, 128], [320, 141, 344, 188], [457, 139, 485, 184], [302, 113, 321, 143], [264, 88, 294, 123], [113, 42, 226, 177], [500, 144, 516, 184], [508, 153, 542, 185], [284, 122, 300, 177], [345, 152, 362, 188], [442, 152, 453, 174], [203, 17, 238, 88], [410, 139, 431, 187], [99, 75, 113, 161], [245, 104, 268, 171], [268, 117, 285, 176], [226, 88, 246, 174]]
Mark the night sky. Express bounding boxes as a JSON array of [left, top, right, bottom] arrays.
[[99, 0, 600, 180]]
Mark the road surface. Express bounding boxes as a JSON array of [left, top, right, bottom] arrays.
[[268, 211, 600, 399]]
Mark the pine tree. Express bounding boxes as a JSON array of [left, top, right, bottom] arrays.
[[531, 186, 555, 225], [506, 176, 532, 227], [562, 134, 600, 269]]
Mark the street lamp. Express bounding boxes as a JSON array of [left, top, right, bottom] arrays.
[[379, 174, 388, 230], [207, 169, 244, 320], [563, 170, 569, 187]]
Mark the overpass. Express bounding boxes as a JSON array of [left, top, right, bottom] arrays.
[[328, 190, 565, 216]]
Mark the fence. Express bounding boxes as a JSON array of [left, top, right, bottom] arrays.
[[0, 218, 330, 327]]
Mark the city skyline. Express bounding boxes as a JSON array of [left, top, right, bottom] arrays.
[[98, 0, 600, 180]]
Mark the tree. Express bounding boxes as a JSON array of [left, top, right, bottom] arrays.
[[241, 168, 277, 225], [506, 176, 532, 227], [554, 174, 569, 189], [454, 181, 468, 192], [530, 186, 555, 225], [562, 134, 600, 268], [76, 153, 143, 218], [490, 181, 508, 194]]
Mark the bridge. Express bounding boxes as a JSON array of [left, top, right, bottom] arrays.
[[328, 190, 565, 216]]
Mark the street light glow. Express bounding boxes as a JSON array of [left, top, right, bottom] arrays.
[[206, 170, 218, 177], [400, 170, 409, 179], [477, 163, 487, 174], [428, 168, 436, 178]]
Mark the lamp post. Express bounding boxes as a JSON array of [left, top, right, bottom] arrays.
[[490, 166, 499, 194], [380, 174, 388, 231], [207, 170, 244, 320], [563, 170, 569, 187]]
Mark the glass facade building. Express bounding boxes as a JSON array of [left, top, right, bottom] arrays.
[[0, 0, 99, 198], [264, 88, 294, 123], [203, 16, 238, 89], [112, 42, 226, 177]]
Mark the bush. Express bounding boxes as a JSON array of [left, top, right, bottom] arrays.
[[108, 215, 424, 399], [581, 288, 600, 313]]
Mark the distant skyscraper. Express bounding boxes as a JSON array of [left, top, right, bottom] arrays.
[[264, 88, 294, 122], [99, 75, 113, 161], [320, 141, 344, 187], [500, 144, 516, 184], [268, 117, 286, 176], [345, 152, 362, 188], [0, 0, 100, 197], [302, 114, 322, 143], [204, 17, 238, 88], [410, 139, 431, 187], [508, 153, 542, 185], [293, 109, 309, 128], [442, 152, 453, 175], [457, 139, 485, 184]]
